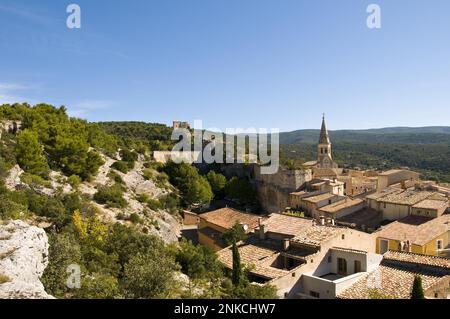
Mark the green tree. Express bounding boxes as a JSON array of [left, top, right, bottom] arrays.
[[411, 275, 425, 299], [222, 223, 247, 246], [94, 184, 127, 208], [207, 171, 227, 197], [15, 129, 49, 178], [122, 249, 177, 299], [231, 242, 242, 286], [175, 239, 223, 280], [232, 282, 278, 299], [41, 232, 82, 298], [163, 162, 213, 206], [75, 273, 121, 299], [225, 177, 255, 204], [222, 223, 247, 287]]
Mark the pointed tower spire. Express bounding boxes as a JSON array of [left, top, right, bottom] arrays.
[[319, 114, 330, 144]]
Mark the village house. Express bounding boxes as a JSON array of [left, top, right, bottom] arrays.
[[318, 198, 366, 220], [377, 169, 420, 191], [366, 188, 436, 221], [338, 251, 450, 299], [374, 213, 450, 257], [411, 198, 449, 218], [197, 207, 266, 251], [216, 213, 376, 298], [300, 193, 346, 219], [310, 178, 345, 196], [337, 172, 378, 197]]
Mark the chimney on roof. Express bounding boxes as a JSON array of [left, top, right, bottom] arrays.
[[283, 239, 290, 251], [319, 216, 325, 226], [258, 218, 265, 240]]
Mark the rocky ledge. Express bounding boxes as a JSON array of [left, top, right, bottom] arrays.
[[0, 220, 53, 299]]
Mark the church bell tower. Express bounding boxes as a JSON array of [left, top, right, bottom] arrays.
[[317, 115, 335, 168]]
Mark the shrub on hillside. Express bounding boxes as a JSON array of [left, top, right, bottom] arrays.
[[111, 161, 129, 174], [93, 185, 127, 208]]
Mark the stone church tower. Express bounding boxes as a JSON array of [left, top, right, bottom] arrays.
[[317, 115, 338, 169]]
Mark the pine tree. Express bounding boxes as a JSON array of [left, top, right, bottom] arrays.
[[15, 129, 49, 178], [411, 275, 425, 299], [232, 242, 242, 286]]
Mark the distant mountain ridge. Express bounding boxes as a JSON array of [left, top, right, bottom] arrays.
[[279, 126, 450, 145]]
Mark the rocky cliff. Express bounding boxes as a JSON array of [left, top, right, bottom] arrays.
[[0, 220, 53, 299]]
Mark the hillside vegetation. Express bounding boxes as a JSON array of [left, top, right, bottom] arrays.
[[279, 128, 450, 182], [0, 103, 273, 299]]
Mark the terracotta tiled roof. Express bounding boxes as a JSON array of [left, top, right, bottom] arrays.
[[262, 213, 313, 237], [384, 251, 450, 269], [313, 168, 341, 178], [216, 239, 290, 280], [303, 160, 318, 167], [375, 214, 450, 246], [200, 208, 265, 231], [413, 199, 448, 210], [291, 226, 346, 247], [337, 265, 443, 299], [302, 193, 337, 204], [319, 198, 364, 214], [378, 190, 434, 206], [331, 247, 368, 255]]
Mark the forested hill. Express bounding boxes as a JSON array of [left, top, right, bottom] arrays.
[[279, 127, 450, 182], [279, 127, 450, 145]]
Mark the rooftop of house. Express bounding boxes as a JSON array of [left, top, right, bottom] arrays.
[[302, 193, 338, 204], [331, 247, 368, 255], [216, 236, 313, 280], [303, 160, 318, 167], [337, 264, 443, 299], [366, 188, 400, 200], [291, 225, 346, 247], [313, 168, 342, 178], [375, 214, 450, 246], [262, 213, 314, 237], [199, 207, 265, 231], [337, 208, 382, 229], [338, 251, 450, 299], [379, 169, 418, 177], [319, 198, 364, 214], [290, 191, 308, 197], [383, 250, 450, 269], [412, 199, 448, 210], [367, 189, 434, 206]]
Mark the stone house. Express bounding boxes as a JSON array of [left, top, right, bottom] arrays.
[[197, 207, 266, 251], [374, 214, 450, 257]]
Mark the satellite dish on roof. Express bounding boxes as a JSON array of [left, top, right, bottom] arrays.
[[242, 224, 249, 232]]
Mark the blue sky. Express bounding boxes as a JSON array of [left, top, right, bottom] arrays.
[[1, 0, 450, 131]]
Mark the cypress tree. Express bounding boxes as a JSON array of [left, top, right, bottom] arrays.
[[411, 275, 425, 299], [232, 242, 242, 286]]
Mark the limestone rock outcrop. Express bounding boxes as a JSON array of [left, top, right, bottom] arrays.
[[0, 220, 53, 299]]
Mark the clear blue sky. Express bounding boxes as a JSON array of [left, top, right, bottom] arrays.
[[1, 0, 450, 131]]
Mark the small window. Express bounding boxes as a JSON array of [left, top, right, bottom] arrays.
[[292, 272, 296, 277], [383, 202, 387, 209], [437, 240, 443, 251], [310, 291, 320, 298], [434, 293, 439, 298], [328, 255, 332, 263], [354, 260, 362, 273], [342, 234, 345, 240]]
